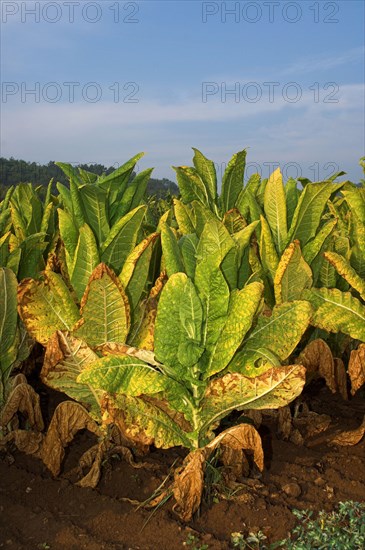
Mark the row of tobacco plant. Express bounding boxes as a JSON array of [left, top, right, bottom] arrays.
[[0, 150, 364, 520]]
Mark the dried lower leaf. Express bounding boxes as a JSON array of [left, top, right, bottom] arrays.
[[348, 344, 365, 395], [172, 449, 206, 522], [220, 446, 249, 479], [297, 339, 336, 393], [0, 430, 44, 455], [0, 383, 44, 431], [40, 401, 101, 477], [207, 424, 264, 472], [330, 415, 365, 446]]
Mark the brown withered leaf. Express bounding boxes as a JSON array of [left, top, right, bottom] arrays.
[[0, 383, 44, 432], [0, 430, 44, 455], [297, 339, 336, 393], [348, 344, 365, 396], [220, 446, 250, 479], [172, 449, 206, 522], [206, 424, 264, 472], [330, 415, 365, 446], [334, 358, 348, 400], [40, 401, 101, 477]]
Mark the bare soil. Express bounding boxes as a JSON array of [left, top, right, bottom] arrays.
[[1, 380, 364, 550]]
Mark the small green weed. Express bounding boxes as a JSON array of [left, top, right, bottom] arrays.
[[230, 501, 365, 549], [183, 533, 209, 550]]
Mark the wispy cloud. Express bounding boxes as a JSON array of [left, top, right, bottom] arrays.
[[280, 46, 365, 76]]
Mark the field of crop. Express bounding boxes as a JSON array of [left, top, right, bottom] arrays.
[[1, 150, 364, 549]]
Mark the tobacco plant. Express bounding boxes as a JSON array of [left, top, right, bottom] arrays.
[[76, 217, 309, 519]]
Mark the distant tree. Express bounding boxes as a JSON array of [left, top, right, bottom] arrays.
[[0, 157, 178, 200]]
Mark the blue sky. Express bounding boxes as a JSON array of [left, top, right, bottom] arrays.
[[1, 0, 364, 183]]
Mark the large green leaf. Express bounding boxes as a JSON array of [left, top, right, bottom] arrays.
[[17, 233, 48, 280], [119, 233, 158, 314], [204, 282, 264, 378], [200, 365, 306, 435], [111, 394, 191, 448], [10, 183, 42, 235], [78, 354, 167, 396], [324, 252, 365, 301], [303, 287, 365, 342], [221, 149, 246, 213], [259, 215, 279, 281], [195, 219, 235, 268], [78, 185, 110, 246], [160, 223, 185, 277], [229, 301, 313, 374], [285, 177, 300, 229], [70, 224, 100, 301], [173, 199, 196, 235], [74, 263, 130, 347], [42, 331, 102, 420], [302, 219, 337, 265], [179, 234, 199, 279], [173, 166, 210, 207], [264, 168, 288, 253], [114, 168, 153, 220], [192, 148, 218, 213], [57, 208, 79, 268], [101, 205, 146, 274], [286, 182, 343, 247], [154, 273, 204, 375], [0, 268, 18, 372], [18, 271, 80, 345], [274, 240, 313, 304]]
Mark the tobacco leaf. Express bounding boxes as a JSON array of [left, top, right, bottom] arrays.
[[0, 382, 44, 431], [40, 401, 101, 477], [0, 430, 44, 455], [296, 339, 336, 393], [98, 342, 160, 367], [330, 415, 365, 446], [172, 449, 206, 522], [348, 344, 365, 395], [206, 424, 264, 472]]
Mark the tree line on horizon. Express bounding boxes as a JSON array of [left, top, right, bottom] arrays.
[[0, 157, 178, 200]]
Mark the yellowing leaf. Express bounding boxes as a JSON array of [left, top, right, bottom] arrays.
[[274, 240, 312, 304], [119, 233, 159, 314], [324, 251, 365, 301], [204, 282, 263, 378], [73, 263, 130, 347], [303, 288, 365, 342], [229, 301, 312, 374], [200, 365, 306, 435], [42, 331, 102, 420], [18, 271, 80, 345]]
